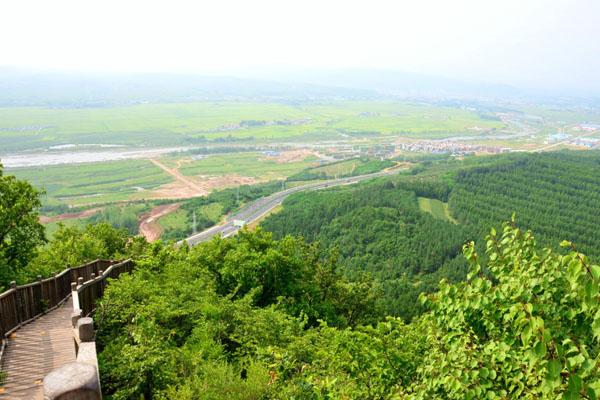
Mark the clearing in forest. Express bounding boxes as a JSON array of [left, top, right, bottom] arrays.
[[417, 197, 457, 224]]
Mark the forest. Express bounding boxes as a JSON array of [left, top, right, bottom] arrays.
[[94, 221, 600, 399], [261, 179, 470, 321], [262, 151, 600, 320], [2, 152, 600, 399], [449, 152, 600, 258]]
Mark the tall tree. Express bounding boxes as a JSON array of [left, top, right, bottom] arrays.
[[0, 164, 46, 283]]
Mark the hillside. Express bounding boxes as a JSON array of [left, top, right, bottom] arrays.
[[449, 152, 600, 257], [262, 151, 600, 320], [95, 222, 600, 399]]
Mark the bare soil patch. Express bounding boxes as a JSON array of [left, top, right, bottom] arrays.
[[139, 203, 181, 242], [39, 207, 103, 224], [261, 149, 316, 163], [149, 174, 258, 200]]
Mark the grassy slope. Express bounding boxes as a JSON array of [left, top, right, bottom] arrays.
[[417, 197, 457, 224], [156, 209, 188, 232], [157, 202, 224, 233]]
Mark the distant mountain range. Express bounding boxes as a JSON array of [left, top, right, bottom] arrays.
[[0, 67, 597, 107]]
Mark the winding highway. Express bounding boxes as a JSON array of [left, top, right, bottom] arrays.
[[179, 168, 406, 247]]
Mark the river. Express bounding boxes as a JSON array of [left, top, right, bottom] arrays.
[[0, 146, 190, 169]]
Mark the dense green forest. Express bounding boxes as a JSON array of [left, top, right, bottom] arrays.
[[262, 180, 470, 320], [95, 222, 600, 399], [263, 151, 600, 320], [449, 152, 600, 258]]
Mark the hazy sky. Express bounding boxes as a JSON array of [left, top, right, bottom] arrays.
[[2, 0, 599, 91]]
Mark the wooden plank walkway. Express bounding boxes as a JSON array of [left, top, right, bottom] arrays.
[[0, 299, 76, 399]]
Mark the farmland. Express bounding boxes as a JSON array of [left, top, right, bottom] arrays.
[[176, 152, 319, 179], [10, 160, 172, 208], [0, 101, 505, 152], [8, 152, 318, 210], [4, 98, 600, 242]]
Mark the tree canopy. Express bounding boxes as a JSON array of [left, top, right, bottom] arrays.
[[95, 222, 600, 399], [0, 163, 46, 284]]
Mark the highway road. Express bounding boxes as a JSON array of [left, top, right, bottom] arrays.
[[179, 168, 405, 247]]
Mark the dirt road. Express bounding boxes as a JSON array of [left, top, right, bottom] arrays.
[[150, 159, 207, 195], [39, 207, 103, 224], [139, 203, 181, 242]]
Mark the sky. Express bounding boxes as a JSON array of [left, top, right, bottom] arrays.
[[1, 0, 599, 92]]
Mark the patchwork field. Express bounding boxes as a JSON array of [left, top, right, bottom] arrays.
[[8, 151, 318, 210], [0, 101, 506, 152], [176, 152, 319, 179], [10, 160, 172, 207]]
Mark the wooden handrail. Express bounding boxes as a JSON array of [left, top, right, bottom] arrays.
[[0, 259, 119, 342], [74, 259, 134, 317], [43, 259, 135, 399]]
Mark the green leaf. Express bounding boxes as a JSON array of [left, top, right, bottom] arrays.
[[546, 359, 561, 382], [591, 265, 600, 281], [480, 367, 489, 379], [534, 341, 547, 358], [521, 323, 532, 346]]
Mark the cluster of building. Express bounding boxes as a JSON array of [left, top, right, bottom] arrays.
[[325, 144, 396, 160], [578, 124, 600, 132], [569, 137, 600, 149], [398, 141, 510, 156], [545, 132, 570, 143]]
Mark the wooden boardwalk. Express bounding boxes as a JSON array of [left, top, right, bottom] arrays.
[[0, 299, 76, 399]]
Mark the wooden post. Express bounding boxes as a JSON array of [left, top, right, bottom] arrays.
[[98, 271, 104, 298], [10, 281, 20, 325], [71, 282, 80, 311], [37, 275, 44, 313]]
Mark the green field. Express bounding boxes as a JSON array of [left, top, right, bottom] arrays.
[[6, 151, 320, 211], [43, 218, 88, 238], [176, 152, 318, 179], [0, 101, 506, 152], [157, 202, 224, 235], [309, 159, 361, 177], [156, 209, 188, 232], [9, 160, 172, 208], [198, 203, 224, 221], [418, 197, 457, 223]]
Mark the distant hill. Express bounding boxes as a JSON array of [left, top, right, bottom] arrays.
[[2, 67, 599, 107], [0, 68, 375, 107]]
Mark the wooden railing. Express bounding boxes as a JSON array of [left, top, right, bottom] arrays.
[[43, 259, 135, 399], [74, 259, 135, 316], [0, 259, 119, 341]]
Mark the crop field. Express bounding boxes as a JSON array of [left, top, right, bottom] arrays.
[[198, 203, 224, 221], [6, 151, 319, 212], [309, 159, 361, 177], [10, 160, 172, 207], [156, 209, 188, 233], [417, 197, 457, 223], [175, 152, 318, 179], [157, 202, 224, 235], [0, 101, 506, 152]]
